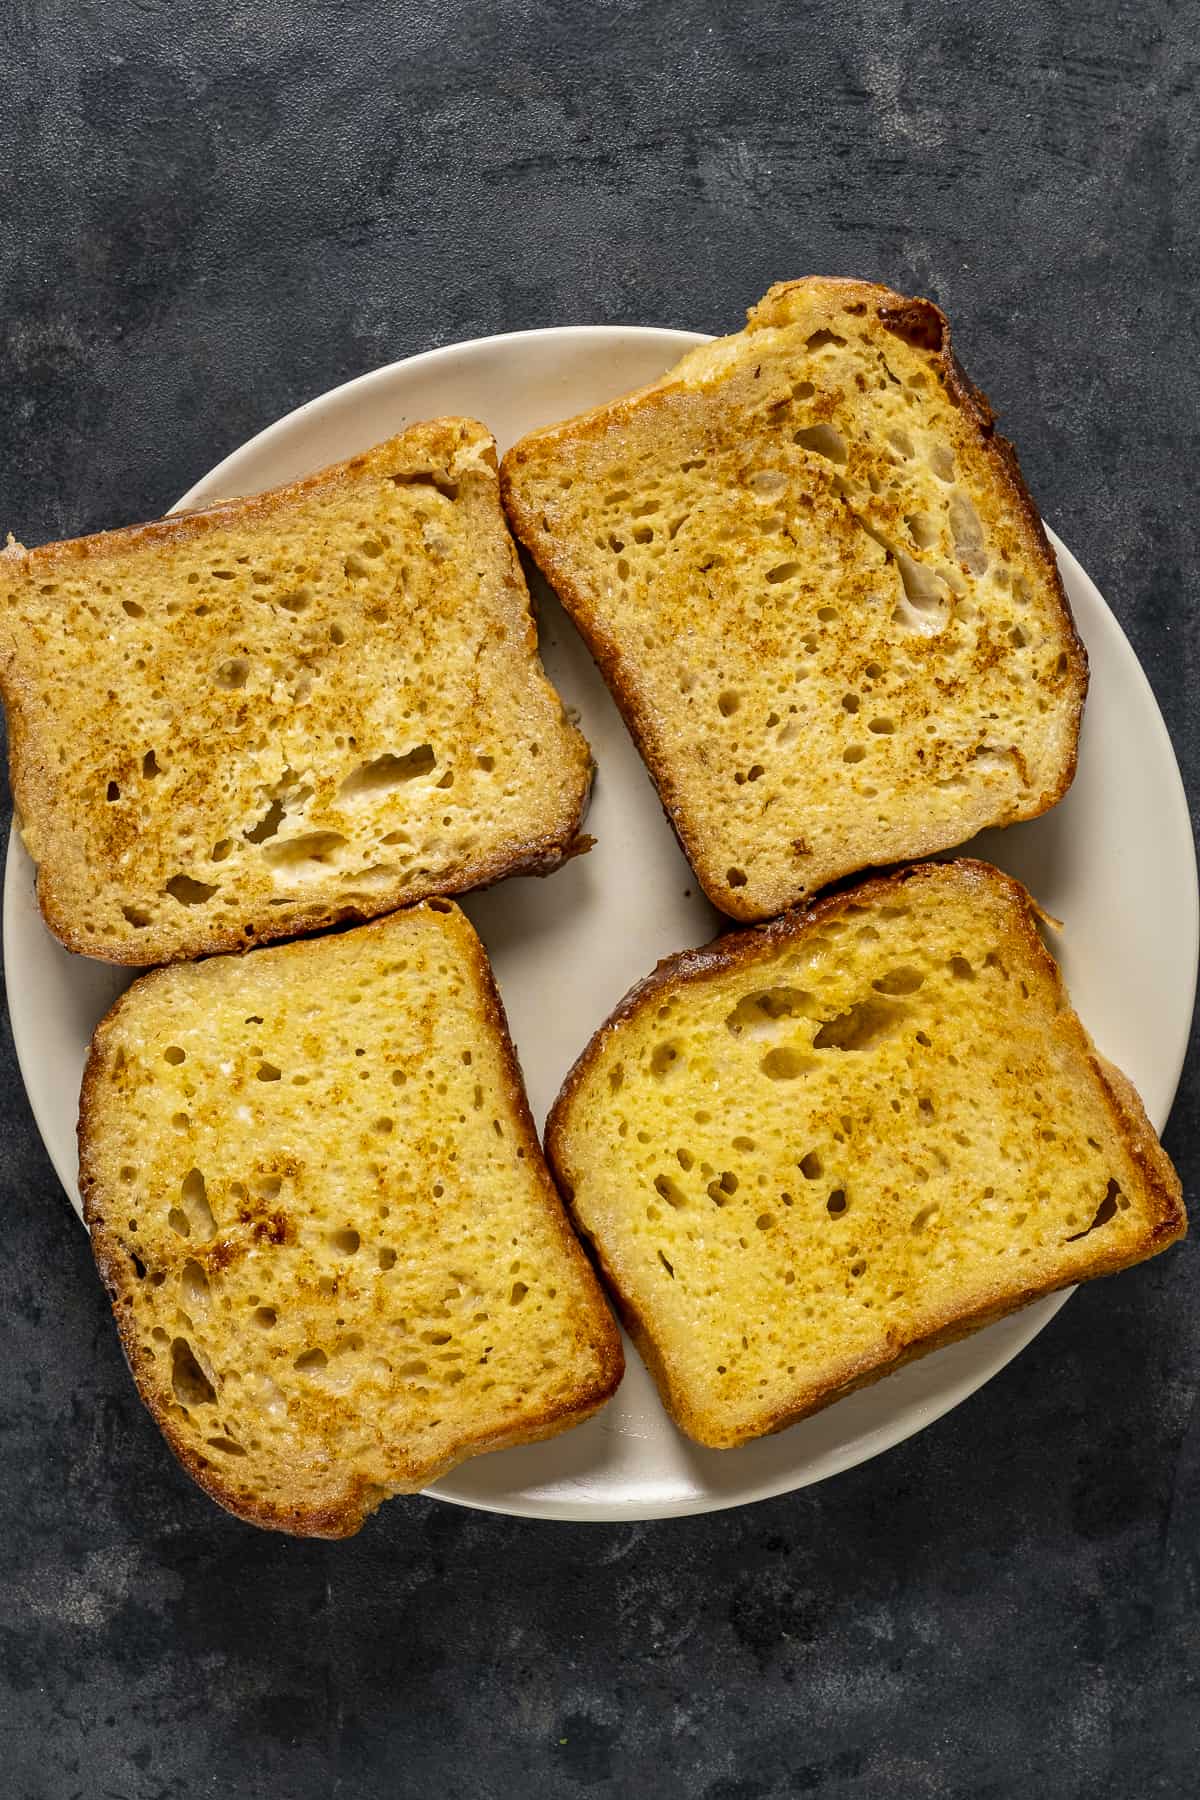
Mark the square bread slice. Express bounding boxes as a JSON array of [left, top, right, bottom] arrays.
[[545, 860, 1183, 1450], [502, 278, 1087, 921], [79, 901, 623, 1535], [1, 419, 591, 964]]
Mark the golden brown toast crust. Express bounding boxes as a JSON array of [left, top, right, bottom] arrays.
[[79, 902, 623, 1535], [502, 279, 1088, 921], [3, 420, 592, 964], [546, 860, 1183, 1448]]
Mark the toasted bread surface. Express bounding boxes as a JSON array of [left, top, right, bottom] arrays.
[[79, 902, 623, 1535], [546, 860, 1182, 1449], [502, 279, 1087, 919], [2, 420, 591, 963]]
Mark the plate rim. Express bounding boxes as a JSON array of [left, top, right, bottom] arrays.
[[6, 324, 1196, 1522]]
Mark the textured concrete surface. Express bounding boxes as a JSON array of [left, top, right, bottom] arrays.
[[1, 3, 1198, 1795]]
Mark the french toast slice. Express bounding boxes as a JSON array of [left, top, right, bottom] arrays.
[[502, 279, 1086, 920], [545, 861, 1182, 1449], [2, 420, 591, 963], [79, 902, 623, 1535]]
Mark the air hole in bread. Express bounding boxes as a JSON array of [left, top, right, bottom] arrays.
[[905, 512, 938, 549], [339, 746, 436, 799], [718, 690, 741, 717], [215, 658, 250, 690], [179, 1168, 215, 1235], [654, 1174, 687, 1210], [872, 966, 924, 996], [142, 750, 161, 779], [171, 1337, 216, 1408], [165, 874, 219, 906], [843, 745, 866, 764], [888, 429, 916, 460], [106, 780, 121, 802], [244, 798, 286, 844], [805, 329, 847, 351], [928, 442, 955, 481], [727, 868, 748, 888], [331, 1228, 360, 1255], [257, 1061, 282, 1082], [657, 1251, 675, 1279], [814, 998, 905, 1052], [294, 1347, 327, 1371], [842, 693, 860, 714], [377, 1247, 396, 1271], [725, 988, 811, 1038], [163, 1044, 186, 1065], [949, 955, 974, 980], [262, 831, 347, 872], [765, 560, 804, 585], [706, 1170, 739, 1206], [893, 553, 948, 635], [206, 1436, 247, 1457], [867, 717, 895, 735], [210, 839, 235, 862], [509, 1282, 528, 1305], [279, 588, 312, 614], [760, 1046, 815, 1080], [791, 421, 849, 464], [799, 1151, 824, 1180], [749, 469, 787, 500], [121, 599, 145, 618], [949, 493, 988, 573], [180, 1259, 210, 1310], [392, 470, 459, 502], [650, 1041, 681, 1078], [253, 1306, 277, 1328]]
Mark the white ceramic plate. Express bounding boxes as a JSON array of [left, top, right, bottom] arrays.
[[6, 328, 1196, 1521]]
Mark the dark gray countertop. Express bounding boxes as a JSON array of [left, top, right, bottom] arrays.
[[2, 4, 1197, 1795]]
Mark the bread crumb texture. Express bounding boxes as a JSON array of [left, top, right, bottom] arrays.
[[502, 278, 1087, 919], [1, 420, 590, 962], [547, 862, 1182, 1449], [79, 903, 621, 1535]]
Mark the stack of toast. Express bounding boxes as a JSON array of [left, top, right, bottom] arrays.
[[1, 278, 1183, 1534]]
